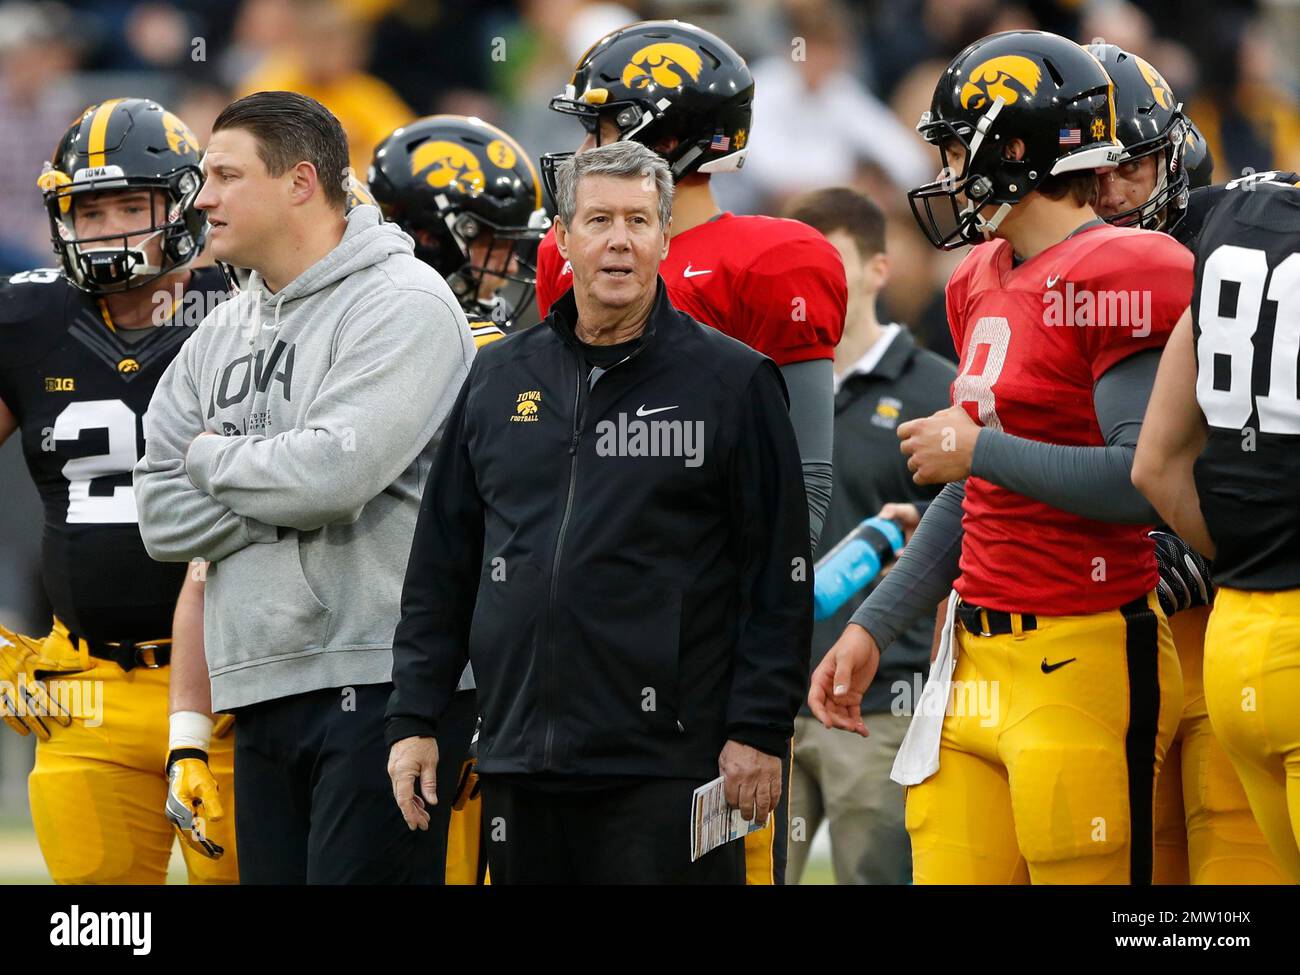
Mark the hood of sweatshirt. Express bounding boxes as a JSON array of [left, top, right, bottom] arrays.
[[244, 204, 415, 330]]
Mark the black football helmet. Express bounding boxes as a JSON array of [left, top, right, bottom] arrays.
[[909, 30, 1123, 249], [1087, 43, 1190, 231], [540, 20, 754, 201], [39, 97, 206, 294], [369, 115, 548, 325], [1182, 120, 1215, 190]]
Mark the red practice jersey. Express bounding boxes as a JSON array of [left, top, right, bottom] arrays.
[[535, 212, 846, 366], [947, 224, 1193, 615]]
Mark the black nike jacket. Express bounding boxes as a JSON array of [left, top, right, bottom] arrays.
[[385, 280, 812, 779]]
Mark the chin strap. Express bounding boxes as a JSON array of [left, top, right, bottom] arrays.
[[973, 201, 1013, 240]]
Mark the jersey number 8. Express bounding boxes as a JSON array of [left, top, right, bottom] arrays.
[[952, 316, 1010, 431]]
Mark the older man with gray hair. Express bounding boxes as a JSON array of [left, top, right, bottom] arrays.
[[384, 141, 812, 884]]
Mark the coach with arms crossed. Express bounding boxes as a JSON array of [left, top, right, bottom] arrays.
[[134, 91, 473, 883], [385, 141, 811, 884]]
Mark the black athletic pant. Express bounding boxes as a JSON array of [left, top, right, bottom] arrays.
[[480, 775, 746, 884], [233, 683, 439, 884]]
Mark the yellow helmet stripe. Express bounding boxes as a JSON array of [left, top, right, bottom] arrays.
[[87, 98, 125, 169]]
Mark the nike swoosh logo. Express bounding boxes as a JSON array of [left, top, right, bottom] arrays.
[[682, 265, 711, 278], [1046, 274, 1061, 288], [1040, 657, 1077, 674], [636, 404, 678, 417]]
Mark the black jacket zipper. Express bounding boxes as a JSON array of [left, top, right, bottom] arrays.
[[544, 350, 585, 767]]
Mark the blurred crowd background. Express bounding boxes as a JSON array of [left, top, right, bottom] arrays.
[[1, 0, 1299, 812], [2, 0, 1300, 355]]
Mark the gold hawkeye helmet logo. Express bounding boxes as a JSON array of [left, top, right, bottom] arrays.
[[960, 55, 1043, 110], [1134, 56, 1174, 111], [162, 111, 199, 155], [622, 42, 704, 90], [410, 140, 485, 195], [117, 357, 140, 374]]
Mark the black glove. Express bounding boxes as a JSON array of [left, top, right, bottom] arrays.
[[1150, 530, 1215, 616]]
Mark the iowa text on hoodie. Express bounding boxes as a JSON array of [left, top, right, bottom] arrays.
[[133, 205, 473, 710]]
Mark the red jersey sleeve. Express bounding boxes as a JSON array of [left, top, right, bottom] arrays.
[[1073, 231, 1193, 381], [734, 228, 846, 365], [533, 227, 567, 319]]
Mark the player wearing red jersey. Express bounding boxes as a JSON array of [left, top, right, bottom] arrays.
[[537, 21, 846, 553], [535, 20, 846, 886], [810, 31, 1190, 883]]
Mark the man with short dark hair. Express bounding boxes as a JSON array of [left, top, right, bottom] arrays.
[[134, 91, 473, 883], [385, 141, 812, 884]]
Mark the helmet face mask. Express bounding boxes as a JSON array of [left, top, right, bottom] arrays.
[[41, 99, 206, 295], [447, 211, 548, 325], [907, 31, 1124, 251], [908, 117, 1014, 249], [1102, 129, 1190, 231], [47, 177, 200, 293]]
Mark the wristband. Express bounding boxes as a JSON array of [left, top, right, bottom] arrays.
[[169, 710, 214, 752]]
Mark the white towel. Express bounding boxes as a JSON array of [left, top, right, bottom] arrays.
[[890, 589, 960, 786]]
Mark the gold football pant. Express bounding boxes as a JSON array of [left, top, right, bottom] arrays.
[[26, 618, 238, 884], [446, 797, 485, 885], [906, 593, 1182, 884], [1152, 605, 1286, 883], [742, 738, 792, 884], [1203, 587, 1300, 882]]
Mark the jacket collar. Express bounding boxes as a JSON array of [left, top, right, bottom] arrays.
[[546, 276, 669, 352], [838, 325, 915, 388]]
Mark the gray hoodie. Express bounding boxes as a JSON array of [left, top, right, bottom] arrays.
[[134, 205, 472, 711]]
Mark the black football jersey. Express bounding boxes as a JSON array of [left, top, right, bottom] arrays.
[[0, 266, 230, 641], [1191, 179, 1300, 589], [1177, 170, 1300, 252], [468, 319, 507, 348]]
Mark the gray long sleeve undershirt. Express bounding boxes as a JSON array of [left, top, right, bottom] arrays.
[[970, 348, 1161, 524], [847, 348, 1162, 652], [848, 479, 966, 651], [780, 358, 834, 550]]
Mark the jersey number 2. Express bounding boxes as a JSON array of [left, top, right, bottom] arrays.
[[53, 399, 140, 524]]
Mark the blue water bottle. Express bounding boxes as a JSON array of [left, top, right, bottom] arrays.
[[813, 516, 906, 621]]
